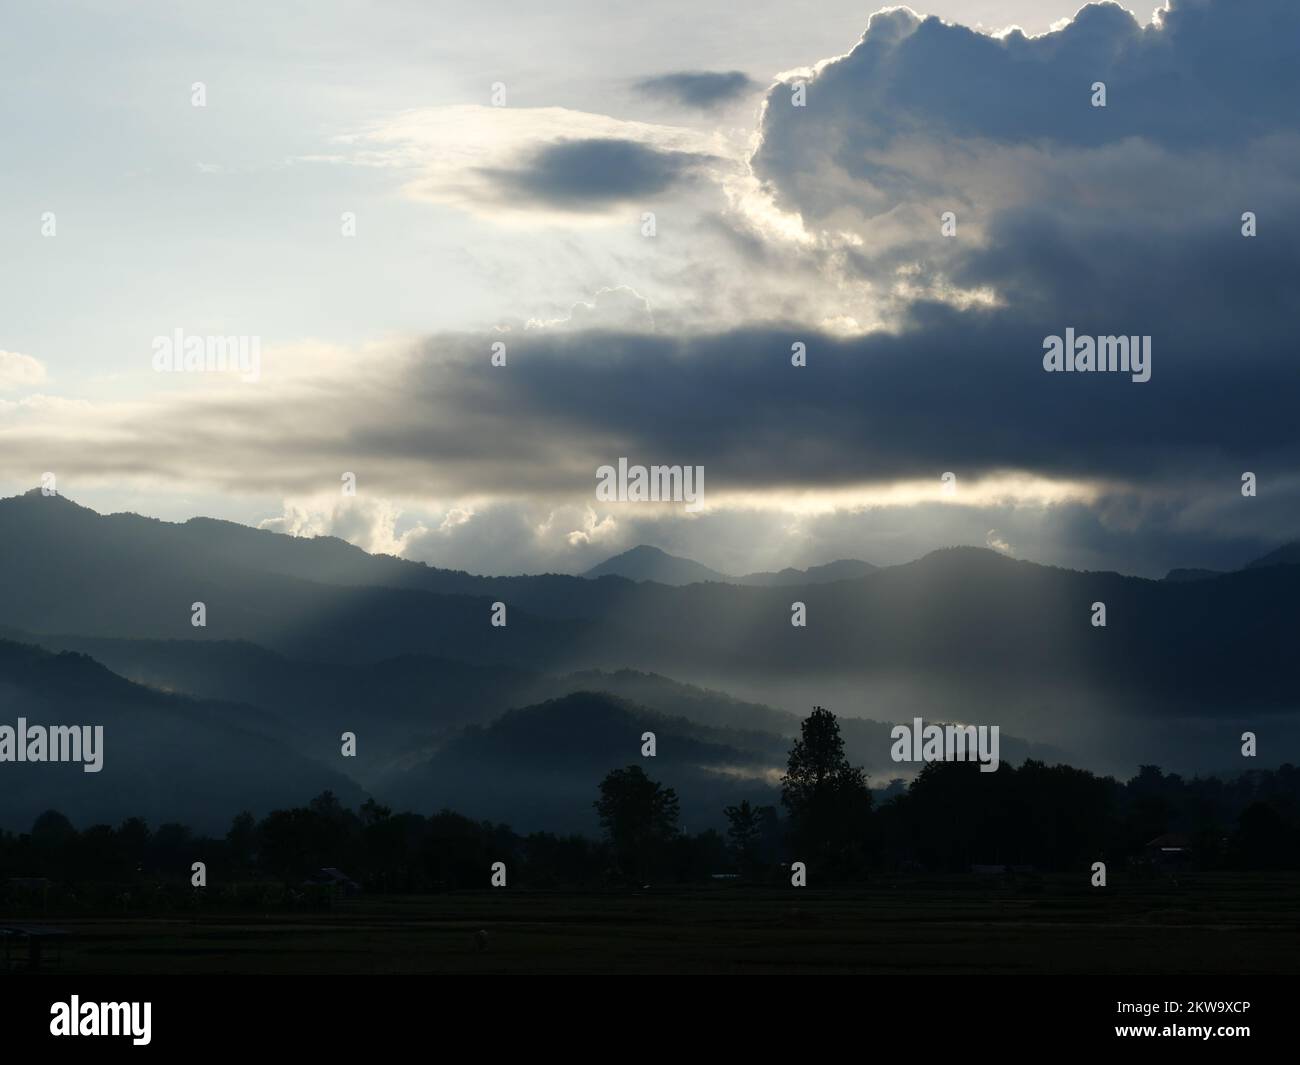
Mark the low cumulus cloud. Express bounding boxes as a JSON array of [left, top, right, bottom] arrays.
[[751, 0, 1300, 305], [259, 495, 429, 558], [0, 351, 47, 391], [257, 482, 1298, 578]]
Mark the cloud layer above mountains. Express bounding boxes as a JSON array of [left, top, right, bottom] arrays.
[[3, 0, 1297, 576]]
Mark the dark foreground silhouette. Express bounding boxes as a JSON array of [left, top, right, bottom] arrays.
[[5, 709, 1296, 974]]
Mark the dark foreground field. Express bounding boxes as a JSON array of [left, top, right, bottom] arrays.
[[8, 873, 1299, 975]]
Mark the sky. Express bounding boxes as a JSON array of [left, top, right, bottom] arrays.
[[2, 0, 1297, 578]]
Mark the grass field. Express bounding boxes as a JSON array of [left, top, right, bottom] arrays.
[[8, 873, 1299, 975]]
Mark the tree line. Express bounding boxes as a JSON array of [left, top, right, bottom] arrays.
[[2, 708, 1297, 906]]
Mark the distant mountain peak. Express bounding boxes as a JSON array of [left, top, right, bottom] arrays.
[[13, 487, 89, 508], [613, 545, 671, 560], [910, 545, 1019, 569], [583, 545, 728, 586]]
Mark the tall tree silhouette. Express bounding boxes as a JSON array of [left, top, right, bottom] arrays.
[[595, 766, 680, 883], [781, 707, 872, 875]]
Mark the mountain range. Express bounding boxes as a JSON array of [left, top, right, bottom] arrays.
[[582, 544, 878, 587], [0, 489, 1296, 831]]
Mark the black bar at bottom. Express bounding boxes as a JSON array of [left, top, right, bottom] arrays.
[[0, 976, 1285, 1051]]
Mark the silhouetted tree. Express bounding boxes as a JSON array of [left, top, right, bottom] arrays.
[[4, 762, 1295, 904], [309, 791, 346, 821], [595, 766, 680, 883], [781, 707, 872, 875], [29, 810, 79, 878], [359, 798, 392, 827], [226, 812, 257, 871], [31, 809, 76, 847], [725, 801, 760, 861], [724, 800, 779, 874]]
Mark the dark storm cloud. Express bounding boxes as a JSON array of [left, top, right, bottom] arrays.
[[24, 284, 1298, 510], [478, 138, 714, 206], [405, 304, 1299, 494], [635, 70, 759, 108]]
